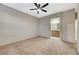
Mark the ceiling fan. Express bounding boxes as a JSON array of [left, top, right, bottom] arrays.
[[30, 3, 49, 14]]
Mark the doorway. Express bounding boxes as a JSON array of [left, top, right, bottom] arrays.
[[50, 17, 61, 39]]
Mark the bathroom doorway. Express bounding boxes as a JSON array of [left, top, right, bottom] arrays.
[[50, 17, 61, 39]]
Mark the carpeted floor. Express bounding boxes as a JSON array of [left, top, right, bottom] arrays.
[[0, 36, 77, 55]]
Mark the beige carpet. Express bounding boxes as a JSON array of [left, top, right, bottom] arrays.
[[0, 36, 77, 55]]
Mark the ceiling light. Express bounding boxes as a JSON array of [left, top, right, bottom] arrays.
[[37, 9, 41, 11]]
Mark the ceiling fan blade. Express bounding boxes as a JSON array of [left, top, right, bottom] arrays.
[[38, 4, 40, 8], [37, 11, 39, 14], [30, 8, 37, 10], [34, 3, 38, 8], [41, 3, 49, 8], [41, 9, 47, 12]]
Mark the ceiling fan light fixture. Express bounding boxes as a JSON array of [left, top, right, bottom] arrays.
[[37, 9, 41, 12]]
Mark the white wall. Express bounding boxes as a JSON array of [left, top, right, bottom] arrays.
[[62, 9, 75, 42], [0, 4, 38, 46], [39, 9, 75, 43], [77, 4, 79, 53], [39, 17, 51, 37]]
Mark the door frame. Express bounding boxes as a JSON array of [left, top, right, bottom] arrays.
[[49, 17, 62, 39]]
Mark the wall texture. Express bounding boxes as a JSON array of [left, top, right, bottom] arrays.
[[0, 4, 38, 46], [77, 4, 79, 53], [39, 9, 75, 43], [39, 17, 51, 37], [62, 9, 75, 43]]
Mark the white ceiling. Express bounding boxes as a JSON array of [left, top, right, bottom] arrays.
[[3, 3, 76, 18]]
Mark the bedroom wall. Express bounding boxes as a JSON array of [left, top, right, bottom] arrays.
[[38, 17, 51, 37], [62, 9, 75, 42], [77, 3, 79, 53], [0, 4, 38, 46]]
